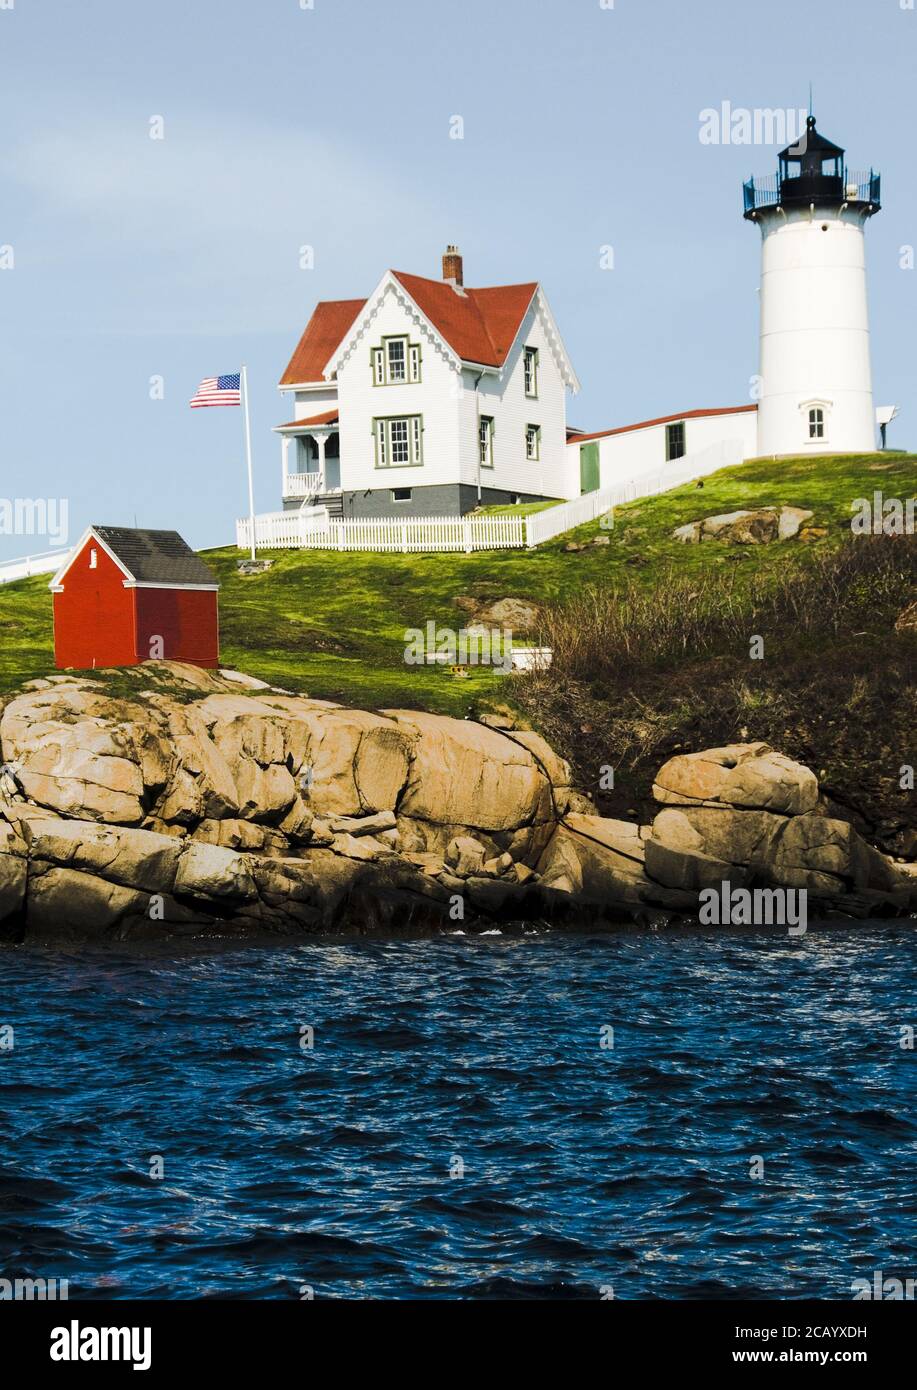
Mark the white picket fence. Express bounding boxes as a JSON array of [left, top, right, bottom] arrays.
[[238, 509, 526, 554], [236, 438, 746, 555]]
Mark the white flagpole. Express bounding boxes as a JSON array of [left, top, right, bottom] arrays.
[[240, 364, 256, 561]]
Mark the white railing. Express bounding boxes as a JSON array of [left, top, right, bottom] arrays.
[[283, 471, 323, 500], [532, 440, 746, 537], [524, 487, 619, 546], [238, 507, 330, 550], [238, 439, 746, 555], [0, 548, 70, 585], [237, 510, 526, 554]]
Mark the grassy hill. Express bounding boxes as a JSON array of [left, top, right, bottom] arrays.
[[1, 451, 912, 709], [1, 452, 914, 849]]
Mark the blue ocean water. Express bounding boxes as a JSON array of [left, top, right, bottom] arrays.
[[0, 926, 914, 1300]]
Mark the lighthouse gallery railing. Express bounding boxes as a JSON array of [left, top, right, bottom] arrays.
[[743, 169, 881, 214]]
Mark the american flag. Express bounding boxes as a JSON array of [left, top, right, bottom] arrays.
[[189, 374, 241, 408]]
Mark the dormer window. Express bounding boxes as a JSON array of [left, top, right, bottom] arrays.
[[387, 337, 406, 381], [372, 337, 421, 386], [524, 347, 539, 398]]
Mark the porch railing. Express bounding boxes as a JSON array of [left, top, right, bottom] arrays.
[[283, 471, 323, 500]]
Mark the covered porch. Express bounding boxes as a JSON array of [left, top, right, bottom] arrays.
[[274, 411, 342, 504]]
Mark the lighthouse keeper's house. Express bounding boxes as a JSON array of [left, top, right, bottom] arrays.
[[275, 247, 581, 519]]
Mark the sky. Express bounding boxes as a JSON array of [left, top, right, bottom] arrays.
[[1, 0, 915, 560]]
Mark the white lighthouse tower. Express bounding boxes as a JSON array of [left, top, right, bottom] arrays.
[[744, 115, 881, 457]]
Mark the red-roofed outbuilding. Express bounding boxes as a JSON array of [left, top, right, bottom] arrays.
[[50, 526, 220, 671]]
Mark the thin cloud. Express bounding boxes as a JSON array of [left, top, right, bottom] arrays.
[[2, 113, 439, 333]]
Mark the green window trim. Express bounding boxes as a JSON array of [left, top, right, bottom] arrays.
[[373, 414, 424, 468], [479, 415, 495, 469], [371, 335, 422, 387], [523, 346, 539, 399], [525, 423, 541, 461]]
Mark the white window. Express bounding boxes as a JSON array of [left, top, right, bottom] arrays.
[[373, 337, 421, 385], [89, 549, 98, 569], [387, 338, 406, 382], [390, 417, 409, 462], [375, 416, 423, 467], [524, 347, 539, 398], [392, 488, 412, 503], [808, 406, 825, 440], [525, 424, 541, 461], [479, 416, 494, 468]]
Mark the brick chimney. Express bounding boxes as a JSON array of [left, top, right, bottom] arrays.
[[442, 245, 464, 287]]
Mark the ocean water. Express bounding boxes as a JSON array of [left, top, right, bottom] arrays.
[[0, 925, 914, 1300]]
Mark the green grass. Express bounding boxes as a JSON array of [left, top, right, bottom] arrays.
[[469, 499, 560, 517], [0, 570, 59, 694], [1, 452, 914, 716]]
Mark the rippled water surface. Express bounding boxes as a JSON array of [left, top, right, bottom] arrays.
[[1, 927, 914, 1299]]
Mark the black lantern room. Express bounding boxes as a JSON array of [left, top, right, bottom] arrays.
[[778, 116, 844, 202], [744, 114, 881, 219]]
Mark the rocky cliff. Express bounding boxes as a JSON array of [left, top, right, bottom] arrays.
[[0, 663, 913, 940]]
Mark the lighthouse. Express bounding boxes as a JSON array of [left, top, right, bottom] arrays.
[[744, 115, 881, 457]]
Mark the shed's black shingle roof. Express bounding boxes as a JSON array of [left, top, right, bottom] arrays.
[[93, 527, 218, 587]]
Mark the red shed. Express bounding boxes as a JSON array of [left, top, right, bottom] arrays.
[[50, 525, 220, 671]]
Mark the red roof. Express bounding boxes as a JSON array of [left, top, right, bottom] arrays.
[[572, 405, 757, 444], [279, 273, 539, 385], [392, 272, 537, 367], [280, 300, 366, 385], [275, 410, 339, 430]]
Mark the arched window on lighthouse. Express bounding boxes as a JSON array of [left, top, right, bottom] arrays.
[[800, 399, 832, 445]]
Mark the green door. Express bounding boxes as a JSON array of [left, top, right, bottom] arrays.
[[579, 442, 600, 495]]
